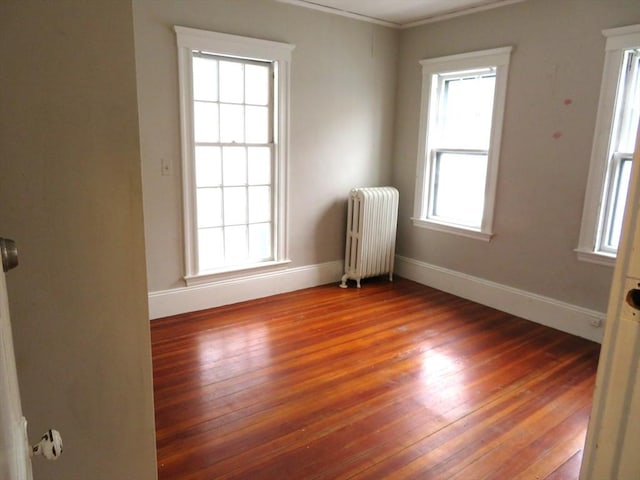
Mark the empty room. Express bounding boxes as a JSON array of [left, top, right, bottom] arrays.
[[1, 0, 640, 479]]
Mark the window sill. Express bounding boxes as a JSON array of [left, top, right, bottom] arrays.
[[575, 249, 616, 267], [184, 259, 292, 286], [412, 218, 493, 242]]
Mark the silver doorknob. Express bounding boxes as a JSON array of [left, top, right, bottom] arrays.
[[0, 238, 18, 272]]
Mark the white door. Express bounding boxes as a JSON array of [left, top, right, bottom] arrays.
[[580, 129, 640, 478], [0, 238, 33, 480]]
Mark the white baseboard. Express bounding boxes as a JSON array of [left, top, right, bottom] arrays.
[[395, 255, 605, 343], [148, 260, 344, 319]]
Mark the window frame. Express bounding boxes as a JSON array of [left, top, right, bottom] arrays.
[[577, 24, 640, 267], [175, 26, 295, 285], [412, 47, 512, 241]]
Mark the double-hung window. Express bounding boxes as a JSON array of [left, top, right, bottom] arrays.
[[175, 27, 294, 284], [577, 25, 640, 266], [413, 47, 512, 241]]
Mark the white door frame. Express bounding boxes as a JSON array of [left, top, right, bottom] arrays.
[[0, 267, 33, 480]]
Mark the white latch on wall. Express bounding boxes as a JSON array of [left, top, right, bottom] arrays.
[[31, 428, 63, 461]]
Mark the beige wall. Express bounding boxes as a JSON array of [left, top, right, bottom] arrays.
[[133, 0, 399, 292], [393, 0, 640, 313], [0, 1, 157, 479]]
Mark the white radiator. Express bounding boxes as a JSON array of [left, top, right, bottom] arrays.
[[340, 187, 399, 288]]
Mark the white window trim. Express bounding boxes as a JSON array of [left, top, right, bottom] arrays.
[[412, 47, 513, 240], [576, 24, 640, 267], [175, 26, 295, 285]]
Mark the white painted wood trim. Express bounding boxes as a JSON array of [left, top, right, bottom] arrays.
[[174, 26, 295, 61], [411, 218, 493, 241], [575, 248, 616, 267], [274, 0, 526, 29], [395, 255, 605, 343], [580, 115, 640, 480], [274, 0, 398, 28], [0, 271, 32, 480], [414, 47, 512, 241], [402, 0, 526, 29], [148, 260, 343, 319], [419, 46, 512, 68], [174, 26, 295, 279]]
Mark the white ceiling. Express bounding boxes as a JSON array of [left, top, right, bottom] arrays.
[[277, 0, 526, 27]]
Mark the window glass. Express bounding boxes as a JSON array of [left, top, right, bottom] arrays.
[[431, 152, 488, 227], [437, 72, 495, 150], [245, 64, 269, 105], [195, 146, 222, 187], [615, 50, 640, 154], [219, 61, 244, 103]]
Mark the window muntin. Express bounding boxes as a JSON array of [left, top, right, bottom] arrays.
[[175, 27, 294, 283], [577, 25, 640, 265], [413, 47, 511, 240]]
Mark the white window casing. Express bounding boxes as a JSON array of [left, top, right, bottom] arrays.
[[175, 26, 295, 285], [412, 47, 513, 241], [577, 24, 640, 267]]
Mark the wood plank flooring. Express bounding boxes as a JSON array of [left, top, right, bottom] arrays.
[[151, 277, 600, 479]]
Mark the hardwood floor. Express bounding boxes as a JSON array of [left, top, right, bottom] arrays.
[[152, 277, 600, 479]]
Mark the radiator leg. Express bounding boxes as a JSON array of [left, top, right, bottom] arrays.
[[389, 273, 393, 282], [339, 273, 349, 288], [356, 279, 361, 288]]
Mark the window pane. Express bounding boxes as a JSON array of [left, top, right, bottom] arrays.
[[245, 64, 269, 105], [225, 225, 248, 264], [605, 158, 633, 250], [248, 186, 271, 223], [615, 49, 640, 153], [222, 147, 247, 186], [249, 223, 271, 260], [439, 73, 495, 150], [198, 227, 224, 271], [196, 188, 222, 228], [219, 60, 244, 103], [195, 146, 222, 187], [223, 187, 247, 225], [193, 56, 218, 101], [220, 104, 244, 143], [194, 102, 219, 143], [248, 147, 271, 185], [430, 152, 488, 228], [246, 106, 269, 144]]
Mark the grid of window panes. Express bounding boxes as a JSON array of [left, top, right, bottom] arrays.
[[427, 69, 496, 228], [600, 48, 639, 253], [191, 52, 274, 272]]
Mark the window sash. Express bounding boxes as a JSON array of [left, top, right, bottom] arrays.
[[434, 72, 496, 151], [427, 149, 488, 229], [599, 153, 633, 253], [191, 53, 276, 272], [612, 49, 640, 154]]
